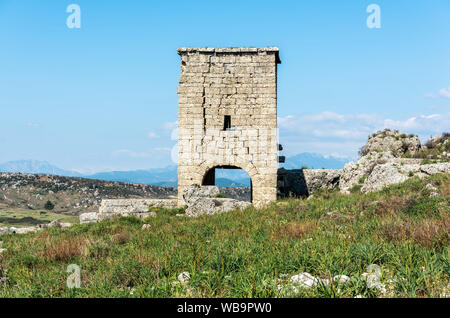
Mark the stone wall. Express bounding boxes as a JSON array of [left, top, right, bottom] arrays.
[[177, 47, 281, 208], [98, 199, 177, 221], [277, 168, 342, 198]]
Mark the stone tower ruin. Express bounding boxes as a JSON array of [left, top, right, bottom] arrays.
[[177, 47, 281, 208]]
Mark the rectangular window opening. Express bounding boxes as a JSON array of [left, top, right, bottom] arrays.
[[223, 115, 231, 131]]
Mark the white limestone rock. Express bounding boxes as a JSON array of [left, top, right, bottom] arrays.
[[182, 185, 220, 206], [178, 272, 190, 284], [362, 129, 421, 157], [185, 197, 251, 217], [289, 272, 320, 288], [333, 275, 351, 284], [80, 212, 99, 224], [361, 163, 408, 193], [98, 199, 175, 220]]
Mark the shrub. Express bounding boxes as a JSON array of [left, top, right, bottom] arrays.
[[44, 200, 54, 211], [358, 146, 369, 157]]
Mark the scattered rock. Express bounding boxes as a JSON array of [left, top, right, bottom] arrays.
[[39, 220, 72, 229], [14, 227, 37, 234], [183, 185, 251, 217], [361, 264, 386, 294], [178, 272, 190, 284], [98, 199, 176, 221], [185, 197, 251, 217], [333, 275, 351, 284], [80, 212, 99, 224], [0, 248, 6, 254], [182, 185, 220, 206], [441, 283, 450, 298], [142, 224, 151, 230], [289, 272, 320, 288]]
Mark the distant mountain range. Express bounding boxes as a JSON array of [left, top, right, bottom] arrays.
[[280, 153, 350, 170], [0, 153, 350, 187], [0, 160, 82, 177]]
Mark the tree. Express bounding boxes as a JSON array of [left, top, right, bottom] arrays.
[[44, 200, 55, 211]]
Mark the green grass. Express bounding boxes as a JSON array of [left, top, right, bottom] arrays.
[[0, 174, 448, 298], [0, 209, 78, 228]]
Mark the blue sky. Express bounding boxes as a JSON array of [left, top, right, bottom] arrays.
[[0, 0, 449, 172]]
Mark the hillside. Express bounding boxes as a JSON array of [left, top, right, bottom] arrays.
[[0, 173, 176, 216], [0, 173, 448, 298], [0, 173, 250, 219]]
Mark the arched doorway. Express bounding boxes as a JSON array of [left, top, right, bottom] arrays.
[[202, 165, 252, 202]]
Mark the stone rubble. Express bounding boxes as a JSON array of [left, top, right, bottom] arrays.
[[78, 185, 251, 222], [0, 220, 73, 237], [183, 185, 251, 217], [97, 199, 177, 221]]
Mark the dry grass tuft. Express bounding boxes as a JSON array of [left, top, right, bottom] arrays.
[[273, 221, 318, 240], [374, 195, 410, 216], [383, 216, 449, 247], [112, 231, 131, 245], [40, 236, 86, 262]]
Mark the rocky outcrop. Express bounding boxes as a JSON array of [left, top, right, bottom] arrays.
[[360, 129, 421, 157], [361, 161, 450, 193], [340, 129, 450, 194]]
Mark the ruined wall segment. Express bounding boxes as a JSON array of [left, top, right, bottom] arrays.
[[177, 47, 281, 208]]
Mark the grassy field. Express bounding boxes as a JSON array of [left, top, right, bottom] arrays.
[[0, 209, 78, 228], [0, 174, 448, 298]]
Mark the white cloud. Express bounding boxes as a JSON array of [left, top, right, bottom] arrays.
[[383, 114, 449, 135], [439, 87, 450, 99], [154, 147, 171, 152], [147, 132, 160, 139], [424, 93, 437, 99], [112, 149, 152, 158], [278, 111, 450, 158], [163, 121, 178, 131], [26, 122, 40, 128]]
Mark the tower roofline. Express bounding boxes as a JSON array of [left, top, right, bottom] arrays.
[[177, 47, 281, 64]]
